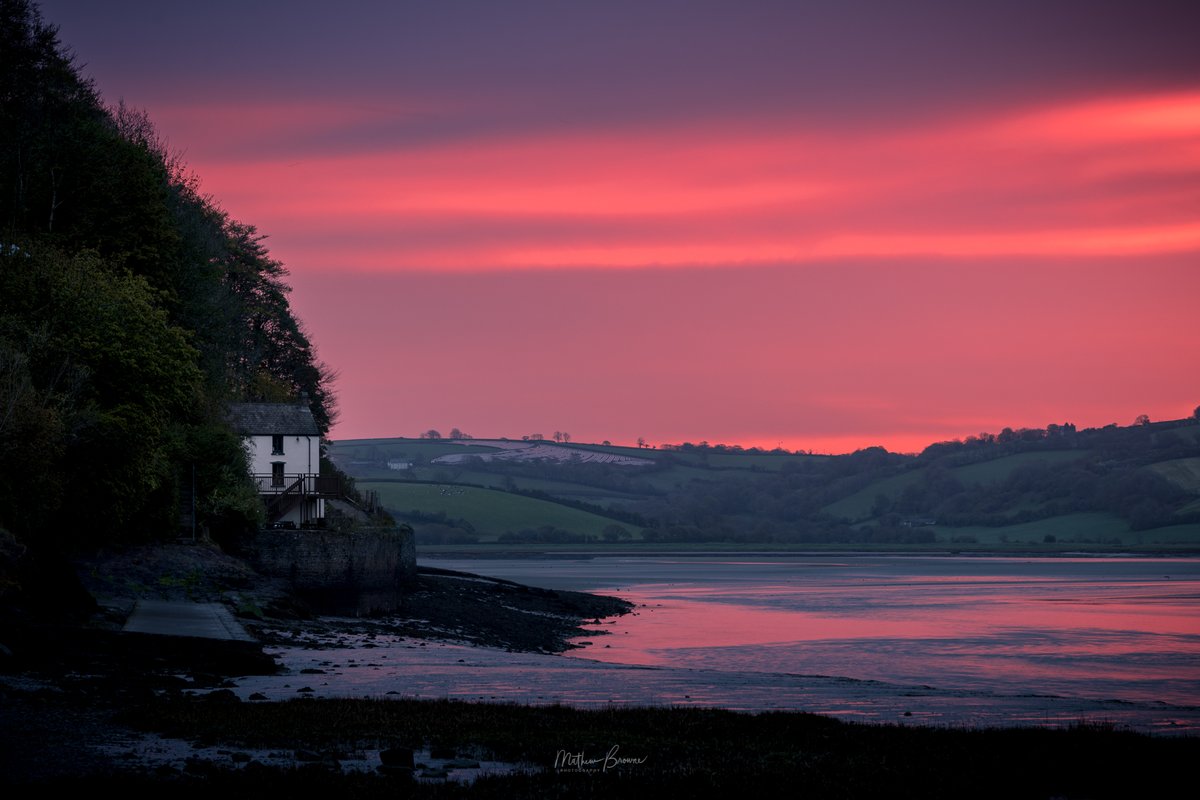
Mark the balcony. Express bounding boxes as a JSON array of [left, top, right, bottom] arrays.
[[250, 473, 345, 497]]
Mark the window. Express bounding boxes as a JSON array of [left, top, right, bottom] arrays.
[[271, 462, 285, 487], [271, 434, 284, 455]]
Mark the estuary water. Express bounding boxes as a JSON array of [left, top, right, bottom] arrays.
[[231, 553, 1200, 734]]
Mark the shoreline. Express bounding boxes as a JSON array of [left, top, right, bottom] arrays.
[[415, 543, 1200, 558], [4, 671, 1197, 794], [227, 628, 1200, 736], [3, 544, 1197, 792]]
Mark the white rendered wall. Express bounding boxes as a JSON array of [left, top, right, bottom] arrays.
[[244, 434, 318, 476]]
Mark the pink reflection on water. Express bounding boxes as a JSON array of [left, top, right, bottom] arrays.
[[564, 565, 1200, 707], [575, 591, 943, 662], [576, 588, 1200, 663], [415, 555, 1200, 713]]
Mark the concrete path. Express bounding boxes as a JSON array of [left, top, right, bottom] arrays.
[[122, 600, 256, 642]]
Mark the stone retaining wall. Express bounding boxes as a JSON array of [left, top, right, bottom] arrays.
[[243, 526, 415, 615]]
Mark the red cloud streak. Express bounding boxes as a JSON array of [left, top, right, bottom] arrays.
[[144, 88, 1199, 449]]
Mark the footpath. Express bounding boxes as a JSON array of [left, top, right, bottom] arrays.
[[122, 599, 256, 642]]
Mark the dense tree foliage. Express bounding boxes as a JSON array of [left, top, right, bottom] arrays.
[[1, 0, 334, 547]]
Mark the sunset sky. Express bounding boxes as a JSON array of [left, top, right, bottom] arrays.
[[39, 0, 1200, 453]]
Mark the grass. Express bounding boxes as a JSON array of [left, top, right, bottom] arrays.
[[636, 464, 730, 491], [1127, 522, 1200, 544], [332, 438, 503, 461], [358, 481, 626, 539], [701, 452, 828, 469], [109, 695, 1198, 797], [566, 442, 669, 459], [950, 450, 1087, 484], [397, 468, 644, 502], [821, 467, 927, 521], [1149, 457, 1200, 493], [933, 512, 1132, 545], [414, 539, 1200, 557], [822, 452, 1092, 522]]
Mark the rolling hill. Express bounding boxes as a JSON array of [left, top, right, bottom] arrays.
[[331, 417, 1200, 550]]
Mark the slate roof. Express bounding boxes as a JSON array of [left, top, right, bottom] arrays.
[[227, 402, 320, 436]]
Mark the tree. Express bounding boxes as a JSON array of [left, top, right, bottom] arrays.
[[449, 427, 464, 439], [601, 524, 631, 542], [0, 247, 203, 541], [561, 432, 571, 443], [420, 429, 442, 439], [0, 0, 336, 549], [553, 431, 563, 443], [1134, 414, 1151, 426], [637, 437, 646, 448]]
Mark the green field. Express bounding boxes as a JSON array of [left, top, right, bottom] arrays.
[[822, 451, 1091, 522], [333, 438, 502, 462], [567, 443, 668, 459], [405, 468, 644, 505], [359, 481, 626, 539], [1133, 522, 1200, 543], [821, 468, 927, 521], [933, 513, 1131, 544], [950, 450, 1086, 484], [1178, 498, 1200, 516], [337, 425, 1200, 552], [636, 463, 729, 491], [1149, 457, 1200, 493], [669, 452, 828, 471]]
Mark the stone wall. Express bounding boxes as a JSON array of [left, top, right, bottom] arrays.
[[243, 526, 415, 615]]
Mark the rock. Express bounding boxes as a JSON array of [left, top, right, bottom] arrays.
[[184, 757, 218, 776], [380, 747, 415, 768], [189, 672, 223, 687], [377, 765, 413, 777], [201, 689, 241, 703], [248, 692, 268, 701]]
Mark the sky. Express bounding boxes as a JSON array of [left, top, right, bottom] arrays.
[[37, 0, 1200, 453]]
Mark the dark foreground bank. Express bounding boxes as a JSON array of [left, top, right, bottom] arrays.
[[2, 543, 1196, 796], [3, 685, 1197, 798]]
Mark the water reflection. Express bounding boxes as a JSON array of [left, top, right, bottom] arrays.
[[424, 554, 1200, 707]]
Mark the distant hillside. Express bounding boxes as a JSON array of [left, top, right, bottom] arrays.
[[333, 416, 1200, 550]]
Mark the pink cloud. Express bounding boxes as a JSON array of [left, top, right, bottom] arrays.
[[286, 255, 1200, 450], [167, 87, 1200, 279]]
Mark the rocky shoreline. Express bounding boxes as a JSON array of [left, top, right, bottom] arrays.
[[0, 540, 631, 786], [3, 542, 1198, 795]]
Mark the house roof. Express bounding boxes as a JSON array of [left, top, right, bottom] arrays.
[[227, 401, 320, 436]]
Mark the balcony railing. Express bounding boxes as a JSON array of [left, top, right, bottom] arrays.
[[251, 473, 344, 496]]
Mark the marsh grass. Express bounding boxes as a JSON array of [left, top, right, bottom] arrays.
[[111, 696, 1198, 798]]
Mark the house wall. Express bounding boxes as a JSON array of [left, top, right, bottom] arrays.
[[244, 434, 318, 476]]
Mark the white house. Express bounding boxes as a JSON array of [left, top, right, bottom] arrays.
[[227, 399, 333, 527]]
